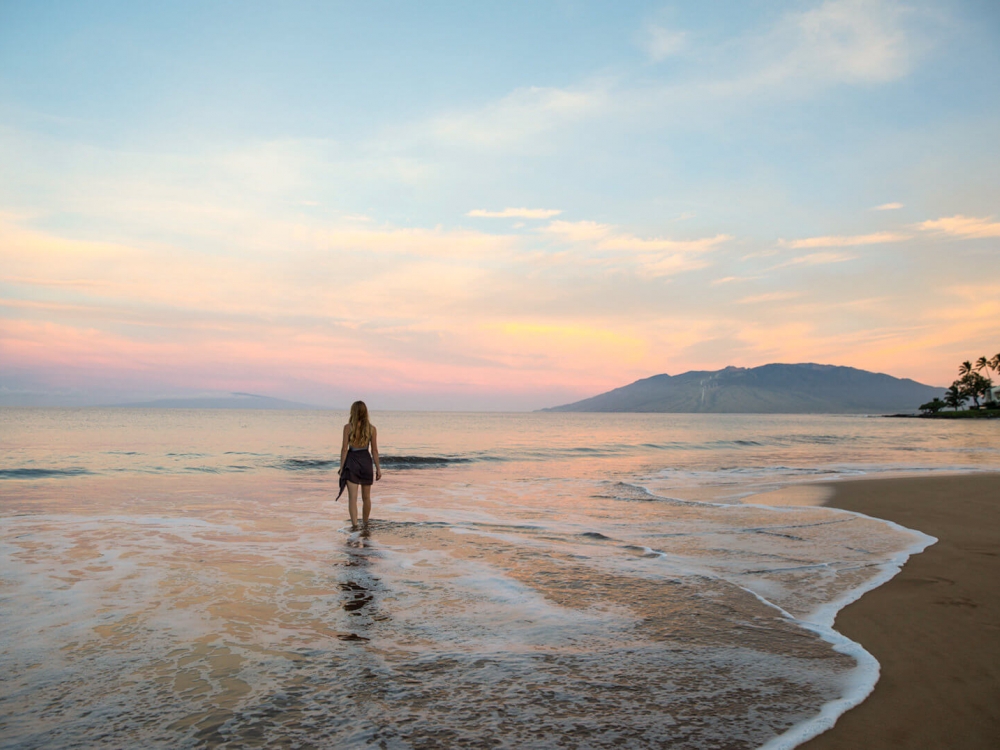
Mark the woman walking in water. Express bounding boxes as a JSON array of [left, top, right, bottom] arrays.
[[337, 401, 381, 529]]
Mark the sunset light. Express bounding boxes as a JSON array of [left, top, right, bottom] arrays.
[[2, 1, 997, 409]]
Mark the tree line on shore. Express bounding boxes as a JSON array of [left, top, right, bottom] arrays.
[[920, 353, 999, 414]]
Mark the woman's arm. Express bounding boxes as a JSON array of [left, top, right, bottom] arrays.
[[371, 426, 382, 481], [339, 423, 349, 474]]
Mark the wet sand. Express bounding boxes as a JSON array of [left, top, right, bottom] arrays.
[[801, 473, 1000, 749]]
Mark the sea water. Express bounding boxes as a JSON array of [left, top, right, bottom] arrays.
[[2, 409, 998, 749]]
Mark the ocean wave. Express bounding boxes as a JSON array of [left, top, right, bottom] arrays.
[[772, 434, 851, 445], [282, 458, 338, 470], [593, 481, 688, 504], [383, 455, 474, 467], [638, 436, 853, 451], [0, 467, 93, 479], [280, 455, 476, 471]]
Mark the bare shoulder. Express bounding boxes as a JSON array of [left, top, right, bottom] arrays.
[[343, 423, 351, 433]]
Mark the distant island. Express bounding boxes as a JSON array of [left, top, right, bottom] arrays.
[[544, 363, 944, 414], [110, 392, 321, 410]]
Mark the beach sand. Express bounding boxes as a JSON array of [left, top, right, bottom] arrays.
[[800, 473, 1000, 749]]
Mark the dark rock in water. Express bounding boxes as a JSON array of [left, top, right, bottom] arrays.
[[544, 363, 944, 414]]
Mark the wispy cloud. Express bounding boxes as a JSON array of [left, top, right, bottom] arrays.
[[872, 202, 903, 210], [539, 219, 610, 244], [771, 251, 858, 268], [917, 214, 1000, 239], [768, 0, 917, 85], [486, 321, 646, 365], [779, 231, 909, 249], [543, 220, 729, 254], [638, 24, 688, 62], [393, 1, 924, 158], [467, 207, 561, 219], [427, 82, 612, 148], [738, 291, 803, 304], [541, 219, 730, 277]]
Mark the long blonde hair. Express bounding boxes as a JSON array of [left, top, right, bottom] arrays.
[[348, 401, 372, 448]]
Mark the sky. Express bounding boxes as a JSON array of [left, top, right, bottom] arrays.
[[1, 0, 999, 410]]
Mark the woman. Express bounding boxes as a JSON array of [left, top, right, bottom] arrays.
[[337, 401, 381, 529]]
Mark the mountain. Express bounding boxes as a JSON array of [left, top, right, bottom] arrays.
[[110, 392, 321, 410], [544, 364, 944, 414]]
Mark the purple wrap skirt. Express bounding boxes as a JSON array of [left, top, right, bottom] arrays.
[[337, 447, 373, 499]]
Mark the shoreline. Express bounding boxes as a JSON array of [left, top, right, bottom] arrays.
[[883, 411, 1000, 419], [798, 473, 1000, 749]]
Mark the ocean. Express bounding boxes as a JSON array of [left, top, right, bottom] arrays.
[[2, 408, 999, 749]]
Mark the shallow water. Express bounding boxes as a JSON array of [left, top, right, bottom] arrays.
[[2, 410, 998, 748]]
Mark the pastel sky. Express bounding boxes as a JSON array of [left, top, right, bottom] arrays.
[[2, 0, 999, 409]]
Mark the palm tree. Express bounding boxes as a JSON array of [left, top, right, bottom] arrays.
[[990, 353, 1000, 375], [976, 356, 989, 374], [945, 383, 964, 411], [959, 360, 974, 377], [960, 372, 992, 408]]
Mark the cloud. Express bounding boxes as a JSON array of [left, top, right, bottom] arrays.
[[5, 197, 992, 406], [600, 233, 731, 254], [361, 0, 925, 163], [487, 321, 646, 365], [779, 231, 910, 249], [541, 219, 612, 244], [638, 24, 688, 62], [0, 210, 730, 402], [771, 251, 858, 268], [741, 249, 779, 260], [914, 283, 1000, 357], [771, 0, 917, 84], [543, 220, 729, 253], [467, 208, 562, 219], [738, 291, 804, 304], [917, 215, 1000, 239], [540, 219, 730, 277], [872, 202, 903, 210], [428, 82, 612, 148]]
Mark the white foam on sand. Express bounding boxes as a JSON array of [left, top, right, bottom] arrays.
[[742, 494, 938, 750]]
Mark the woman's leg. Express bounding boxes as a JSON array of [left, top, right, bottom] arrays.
[[347, 481, 359, 527], [361, 484, 372, 525]]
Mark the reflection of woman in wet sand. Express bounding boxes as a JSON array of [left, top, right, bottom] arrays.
[[337, 401, 381, 529]]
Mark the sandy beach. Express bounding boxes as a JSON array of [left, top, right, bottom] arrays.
[[801, 473, 1000, 749]]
